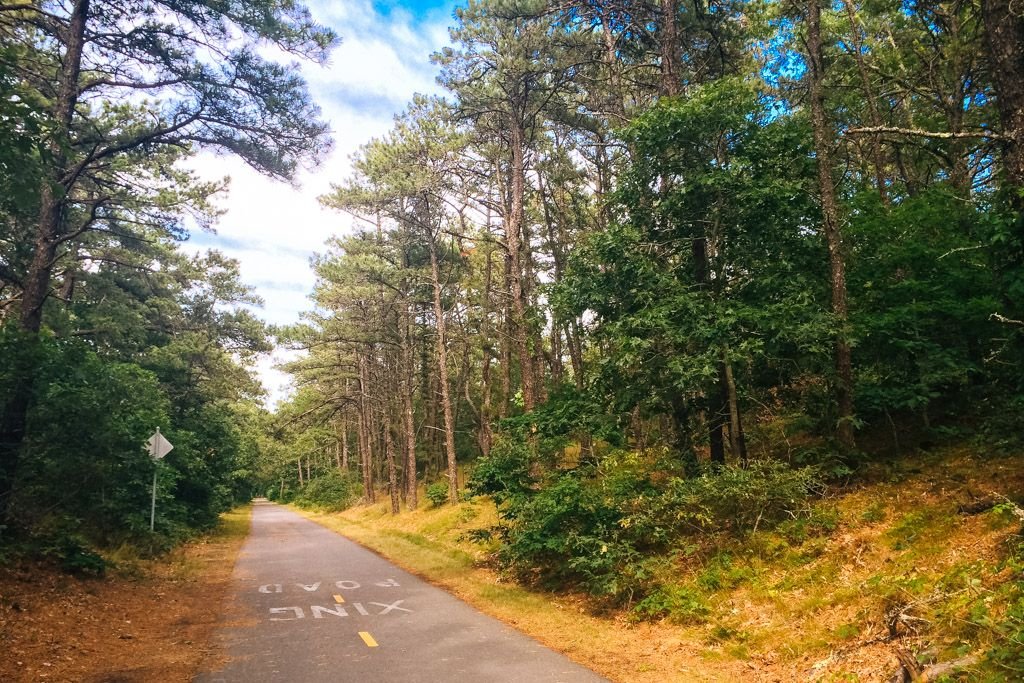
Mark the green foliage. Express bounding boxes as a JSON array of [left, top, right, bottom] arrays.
[[0, 308, 266, 552], [426, 481, 451, 508], [3, 331, 170, 541], [467, 437, 536, 506], [632, 584, 710, 624], [47, 534, 108, 578], [629, 460, 825, 539], [977, 538, 1024, 675], [847, 191, 1002, 423], [294, 471, 358, 512], [476, 449, 822, 603], [497, 385, 625, 451], [556, 78, 831, 446]]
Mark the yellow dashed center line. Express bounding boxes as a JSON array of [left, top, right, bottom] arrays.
[[358, 631, 378, 648], [333, 594, 345, 604]]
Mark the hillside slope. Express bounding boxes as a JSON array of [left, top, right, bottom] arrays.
[[298, 446, 1024, 682]]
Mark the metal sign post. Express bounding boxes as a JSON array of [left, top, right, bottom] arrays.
[[147, 427, 173, 532]]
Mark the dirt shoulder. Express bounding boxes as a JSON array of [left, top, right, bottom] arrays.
[[0, 507, 250, 683]]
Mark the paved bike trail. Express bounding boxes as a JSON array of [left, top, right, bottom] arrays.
[[196, 501, 607, 682]]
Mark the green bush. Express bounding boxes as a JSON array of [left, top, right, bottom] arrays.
[[425, 481, 450, 507], [476, 453, 824, 605], [294, 471, 358, 511], [467, 438, 536, 505], [631, 460, 825, 538], [632, 584, 710, 624]]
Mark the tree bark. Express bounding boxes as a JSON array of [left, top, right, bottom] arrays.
[[479, 247, 495, 457], [506, 120, 536, 411], [1, 0, 90, 509], [400, 292, 418, 510], [340, 413, 349, 470], [20, 0, 90, 333], [658, 0, 681, 98], [428, 236, 459, 504], [981, 0, 1024, 213], [840, 0, 889, 204], [722, 351, 748, 466], [807, 0, 856, 451], [385, 424, 399, 515], [358, 353, 375, 502]]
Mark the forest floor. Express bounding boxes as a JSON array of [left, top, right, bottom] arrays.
[[0, 507, 250, 683], [297, 444, 1024, 682]]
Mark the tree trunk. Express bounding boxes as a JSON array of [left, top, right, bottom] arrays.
[[358, 354, 375, 502], [601, 9, 627, 123], [499, 290, 512, 419], [1, 0, 90, 510], [538, 172, 565, 385], [20, 0, 90, 334], [982, 0, 1024, 213], [385, 425, 399, 515], [340, 414, 349, 470], [400, 294, 418, 510], [840, 0, 889, 204], [807, 0, 856, 451], [506, 121, 536, 411], [479, 247, 494, 457], [658, 0, 680, 97], [722, 351, 748, 466], [297, 458, 304, 487], [429, 236, 459, 504]]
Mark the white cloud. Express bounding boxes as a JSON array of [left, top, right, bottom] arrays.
[[186, 0, 456, 407]]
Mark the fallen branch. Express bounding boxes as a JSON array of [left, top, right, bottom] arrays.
[[958, 495, 1000, 515], [887, 649, 982, 683], [990, 491, 1024, 522]]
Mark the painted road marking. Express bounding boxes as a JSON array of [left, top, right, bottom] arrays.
[[257, 578, 401, 594], [359, 631, 378, 647], [370, 600, 411, 615], [267, 602, 413, 620], [269, 607, 304, 621], [333, 594, 345, 603], [312, 605, 348, 618]]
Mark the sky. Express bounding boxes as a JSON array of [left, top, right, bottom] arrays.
[[186, 0, 459, 406]]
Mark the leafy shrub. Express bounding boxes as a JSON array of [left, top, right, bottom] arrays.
[[294, 471, 357, 511], [630, 460, 825, 538], [478, 454, 823, 605], [57, 540, 107, 577], [37, 530, 107, 577], [632, 584, 710, 624], [495, 472, 648, 596], [425, 481, 450, 507], [778, 504, 840, 544], [467, 438, 536, 506]]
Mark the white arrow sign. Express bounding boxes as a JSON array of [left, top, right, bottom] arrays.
[[147, 428, 173, 460]]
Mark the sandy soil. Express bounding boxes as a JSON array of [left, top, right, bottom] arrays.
[[0, 517, 247, 683]]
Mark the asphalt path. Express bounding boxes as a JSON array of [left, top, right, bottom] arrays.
[[197, 501, 607, 682]]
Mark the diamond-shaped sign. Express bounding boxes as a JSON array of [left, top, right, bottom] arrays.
[[147, 430, 173, 460]]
